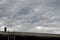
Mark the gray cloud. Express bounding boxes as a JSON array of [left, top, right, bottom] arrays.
[[0, 0, 60, 34]]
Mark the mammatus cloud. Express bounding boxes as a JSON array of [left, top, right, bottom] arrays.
[[0, 0, 60, 34]]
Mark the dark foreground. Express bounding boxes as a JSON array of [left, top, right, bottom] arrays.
[[0, 32, 60, 40], [0, 34, 60, 40]]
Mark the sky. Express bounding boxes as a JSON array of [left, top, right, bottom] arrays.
[[0, 0, 60, 34]]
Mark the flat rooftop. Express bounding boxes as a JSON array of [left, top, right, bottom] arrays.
[[0, 31, 60, 37]]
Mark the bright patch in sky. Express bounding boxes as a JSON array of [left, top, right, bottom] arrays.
[[35, 26, 43, 29]]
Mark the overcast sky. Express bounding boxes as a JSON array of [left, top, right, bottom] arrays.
[[0, 0, 60, 34]]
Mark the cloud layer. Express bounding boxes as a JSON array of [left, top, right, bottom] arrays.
[[0, 0, 60, 34]]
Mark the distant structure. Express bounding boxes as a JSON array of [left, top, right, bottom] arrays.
[[4, 27, 7, 32]]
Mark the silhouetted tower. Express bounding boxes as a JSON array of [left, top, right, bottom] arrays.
[[4, 27, 7, 32]]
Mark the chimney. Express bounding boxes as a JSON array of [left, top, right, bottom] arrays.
[[4, 27, 7, 32]]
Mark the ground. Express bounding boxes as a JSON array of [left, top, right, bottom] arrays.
[[0, 34, 60, 40]]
